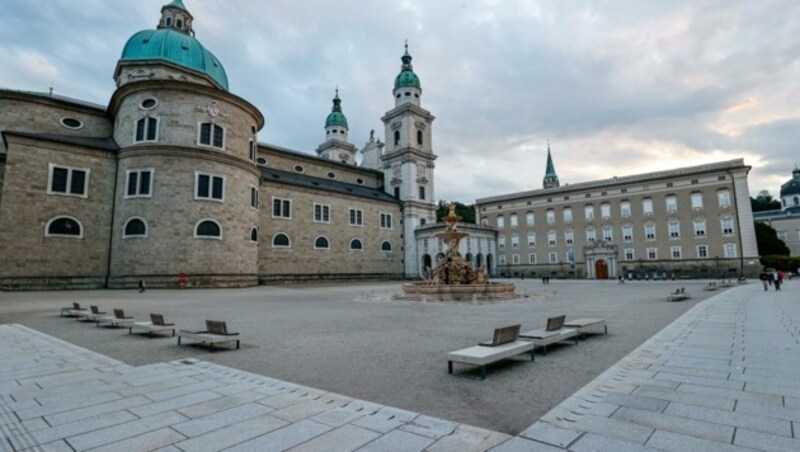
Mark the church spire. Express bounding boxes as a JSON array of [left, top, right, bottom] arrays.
[[543, 142, 560, 189], [159, 0, 194, 35]]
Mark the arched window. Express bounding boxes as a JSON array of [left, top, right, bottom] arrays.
[[123, 217, 147, 238], [314, 236, 330, 250], [272, 233, 290, 248], [417, 130, 423, 145], [250, 227, 258, 242], [394, 130, 400, 146], [135, 117, 158, 142], [381, 241, 392, 252], [45, 216, 83, 238], [165, 14, 173, 27], [350, 239, 363, 250], [195, 219, 222, 239], [794, 196, 799, 206]]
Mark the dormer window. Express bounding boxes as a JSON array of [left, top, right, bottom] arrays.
[[394, 130, 400, 146], [176, 16, 184, 29], [165, 16, 173, 27]]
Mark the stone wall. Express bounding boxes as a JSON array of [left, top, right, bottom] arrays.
[[258, 146, 382, 189]]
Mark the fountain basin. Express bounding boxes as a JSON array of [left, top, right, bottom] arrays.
[[395, 282, 518, 301]]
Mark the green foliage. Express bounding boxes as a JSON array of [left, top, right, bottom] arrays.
[[760, 255, 800, 272], [435, 200, 475, 223], [751, 190, 782, 212], [755, 221, 790, 256]]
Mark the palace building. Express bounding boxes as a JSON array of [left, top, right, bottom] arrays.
[[475, 150, 761, 279], [753, 167, 800, 256]]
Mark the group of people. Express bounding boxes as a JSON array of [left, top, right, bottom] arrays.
[[759, 269, 787, 291]]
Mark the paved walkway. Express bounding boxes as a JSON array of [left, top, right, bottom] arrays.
[[0, 282, 797, 451]]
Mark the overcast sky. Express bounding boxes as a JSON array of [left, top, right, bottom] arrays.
[[2, 0, 798, 202]]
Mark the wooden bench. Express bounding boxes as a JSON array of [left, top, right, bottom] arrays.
[[97, 309, 135, 328], [448, 325, 534, 380], [666, 287, 691, 301], [129, 313, 176, 337], [78, 305, 107, 322], [563, 318, 607, 338], [519, 315, 579, 355], [61, 302, 88, 317], [178, 320, 240, 351]]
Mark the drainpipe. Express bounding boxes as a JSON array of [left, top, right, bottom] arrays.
[[104, 151, 119, 288]]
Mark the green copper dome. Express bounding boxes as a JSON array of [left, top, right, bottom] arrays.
[[394, 45, 421, 90], [119, 28, 228, 91], [325, 90, 348, 128]]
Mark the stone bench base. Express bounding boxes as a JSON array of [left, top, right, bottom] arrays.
[[518, 328, 579, 355], [448, 340, 534, 379], [177, 330, 240, 351]]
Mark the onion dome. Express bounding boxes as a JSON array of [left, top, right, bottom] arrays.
[[325, 88, 348, 128], [394, 43, 421, 90], [780, 166, 800, 197]]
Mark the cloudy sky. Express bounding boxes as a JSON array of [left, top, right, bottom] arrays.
[[2, 0, 799, 202]]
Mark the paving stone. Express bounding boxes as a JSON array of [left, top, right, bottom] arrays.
[[646, 364, 731, 380], [519, 421, 582, 448], [631, 386, 735, 411], [270, 393, 352, 423], [547, 414, 653, 445], [258, 391, 314, 409], [177, 390, 266, 419], [65, 411, 187, 451], [129, 391, 222, 418], [569, 432, 651, 452], [172, 402, 274, 437], [745, 381, 800, 399], [18, 439, 74, 452], [677, 383, 784, 405], [487, 436, 563, 452], [664, 401, 792, 437], [15, 391, 122, 420], [287, 424, 380, 452], [426, 423, 511, 451], [612, 406, 733, 443], [645, 429, 752, 451], [116, 377, 198, 398], [87, 427, 186, 452], [144, 380, 227, 402], [43, 396, 151, 426], [351, 411, 411, 434], [734, 399, 800, 422], [654, 371, 744, 390], [173, 413, 288, 452], [23, 410, 137, 447], [222, 419, 331, 452], [309, 406, 370, 427], [600, 392, 668, 413], [733, 427, 800, 451], [398, 415, 458, 439], [355, 429, 435, 452]]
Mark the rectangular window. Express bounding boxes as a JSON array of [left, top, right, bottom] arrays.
[[512, 254, 520, 265], [546, 210, 555, 225], [668, 222, 680, 238], [620, 202, 631, 218], [586, 228, 596, 242], [624, 248, 635, 261], [548, 252, 558, 264], [600, 203, 611, 219], [134, 117, 158, 143], [498, 235, 506, 250], [526, 212, 534, 226], [718, 190, 731, 208], [272, 197, 291, 218], [602, 227, 613, 242], [671, 246, 682, 259], [642, 199, 654, 214], [691, 193, 704, 209], [777, 230, 788, 241], [314, 203, 330, 223], [694, 220, 706, 236], [666, 196, 678, 213], [647, 247, 658, 260], [528, 254, 537, 264], [697, 245, 708, 258], [249, 141, 256, 162], [394, 186, 400, 199], [199, 123, 225, 149], [566, 248, 575, 263], [250, 186, 259, 210], [622, 226, 633, 241], [527, 233, 536, 247], [510, 214, 518, 228], [380, 213, 393, 229], [496, 216, 505, 230], [126, 169, 153, 198], [349, 208, 364, 226], [498, 255, 507, 265], [584, 206, 594, 221], [48, 164, 88, 197], [724, 243, 737, 258], [418, 186, 426, 200], [563, 208, 572, 223], [645, 224, 656, 240], [511, 234, 519, 248], [565, 230, 574, 245], [548, 231, 557, 246], [195, 172, 225, 201], [721, 217, 734, 235]]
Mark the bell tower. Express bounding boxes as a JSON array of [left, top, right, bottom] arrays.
[[543, 143, 560, 189], [316, 88, 357, 164], [380, 43, 436, 277]]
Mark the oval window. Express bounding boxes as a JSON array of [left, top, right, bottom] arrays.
[[327, 172, 336, 179], [256, 158, 267, 166], [293, 165, 304, 173], [140, 98, 158, 109], [356, 178, 364, 185], [60, 118, 83, 129]]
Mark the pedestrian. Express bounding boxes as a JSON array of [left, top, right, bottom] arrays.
[[618, 274, 625, 284], [138, 279, 146, 293], [767, 272, 774, 286], [759, 271, 768, 291], [774, 270, 781, 291]]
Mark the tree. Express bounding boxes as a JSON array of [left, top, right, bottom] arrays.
[[751, 190, 782, 212], [754, 221, 790, 256], [435, 200, 475, 223]]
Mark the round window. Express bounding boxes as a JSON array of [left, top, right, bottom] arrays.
[[293, 165, 304, 173], [140, 98, 158, 109], [256, 158, 267, 166], [327, 172, 336, 179], [60, 117, 83, 129], [356, 178, 364, 185]]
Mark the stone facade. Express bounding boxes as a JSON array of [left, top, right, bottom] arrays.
[[753, 168, 800, 257], [475, 159, 761, 279], [415, 223, 498, 277]]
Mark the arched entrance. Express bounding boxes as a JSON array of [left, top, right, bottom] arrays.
[[422, 254, 432, 275], [476, 253, 483, 268], [595, 259, 609, 280], [465, 253, 473, 268], [486, 254, 494, 277]]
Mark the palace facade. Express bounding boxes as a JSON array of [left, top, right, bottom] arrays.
[[753, 167, 800, 256]]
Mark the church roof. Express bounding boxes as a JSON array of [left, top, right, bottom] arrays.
[[780, 167, 800, 197], [2, 131, 119, 152], [325, 89, 348, 128], [261, 167, 399, 203]]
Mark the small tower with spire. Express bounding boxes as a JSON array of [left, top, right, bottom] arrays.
[[158, 0, 194, 35], [543, 143, 560, 189], [316, 88, 357, 164]]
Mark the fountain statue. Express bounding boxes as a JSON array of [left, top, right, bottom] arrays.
[[396, 203, 517, 301]]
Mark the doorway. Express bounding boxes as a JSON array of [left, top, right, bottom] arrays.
[[595, 259, 609, 280]]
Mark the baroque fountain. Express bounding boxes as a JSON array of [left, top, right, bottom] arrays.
[[396, 204, 518, 301]]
